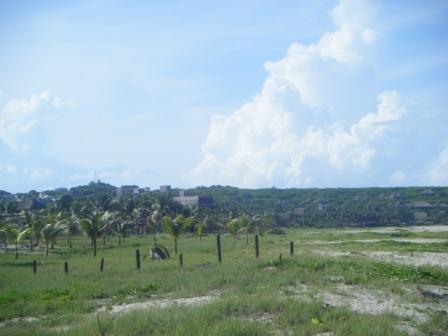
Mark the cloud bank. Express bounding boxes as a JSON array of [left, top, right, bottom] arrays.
[[191, 0, 408, 187]]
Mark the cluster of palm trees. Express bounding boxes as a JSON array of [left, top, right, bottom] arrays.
[[226, 214, 274, 245], [0, 196, 275, 258]]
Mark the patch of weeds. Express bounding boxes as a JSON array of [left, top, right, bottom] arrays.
[[116, 282, 160, 297], [338, 240, 448, 253], [419, 312, 448, 336], [263, 255, 448, 284]]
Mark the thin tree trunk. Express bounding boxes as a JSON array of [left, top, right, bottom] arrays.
[[30, 236, 33, 251], [118, 235, 121, 245], [45, 241, 49, 256], [103, 236, 106, 246], [174, 238, 177, 255], [69, 235, 72, 248], [93, 237, 97, 257], [152, 228, 157, 247], [51, 240, 54, 249], [15, 242, 18, 258]]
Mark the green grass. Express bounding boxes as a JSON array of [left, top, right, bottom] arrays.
[[0, 227, 447, 335]]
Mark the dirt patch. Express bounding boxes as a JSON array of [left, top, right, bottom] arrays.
[[0, 316, 42, 328], [284, 284, 448, 323], [312, 249, 448, 269], [419, 285, 448, 299], [363, 251, 448, 269], [240, 312, 275, 324], [100, 291, 220, 315], [339, 225, 448, 234], [393, 322, 423, 336], [309, 238, 448, 245]]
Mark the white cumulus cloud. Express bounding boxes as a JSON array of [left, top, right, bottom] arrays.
[[422, 144, 448, 185], [0, 91, 73, 151], [191, 0, 405, 188]]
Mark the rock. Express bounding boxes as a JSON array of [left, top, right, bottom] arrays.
[[150, 245, 170, 260]]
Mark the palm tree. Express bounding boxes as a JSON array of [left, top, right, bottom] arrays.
[[196, 216, 207, 241], [6, 227, 28, 258], [226, 218, 241, 244], [252, 214, 274, 238], [115, 218, 130, 246], [147, 210, 160, 247], [148, 199, 169, 248], [238, 214, 251, 247], [41, 223, 64, 256], [162, 215, 183, 254], [64, 212, 80, 248], [80, 209, 109, 257], [24, 211, 34, 251], [32, 210, 46, 249]]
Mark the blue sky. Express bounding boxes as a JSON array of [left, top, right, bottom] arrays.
[[0, 0, 447, 192]]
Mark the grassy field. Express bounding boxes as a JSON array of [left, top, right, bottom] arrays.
[[1, 226, 447, 335]]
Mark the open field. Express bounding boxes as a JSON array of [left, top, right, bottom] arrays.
[[1, 225, 448, 336]]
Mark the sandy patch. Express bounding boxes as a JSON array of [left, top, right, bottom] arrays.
[[363, 251, 448, 269], [285, 284, 448, 323], [0, 316, 42, 328], [240, 312, 275, 324], [419, 285, 448, 299], [100, 292, 220, 315], [309, 238, 448, 245], [312, 248, 448, 269], [339, 225, 448, 234]]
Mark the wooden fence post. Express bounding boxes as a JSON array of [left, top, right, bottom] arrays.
[[217, 234, 222, 263], [136, 249, 141, 270], [64, 261, 68, 273], [179, 253, 183, 268], [100, 257, 104, 272], [33, 260, 37, 274], [255, 235, 259, 258], [279, 253, 282, 265], [290, 241, 294, 256]]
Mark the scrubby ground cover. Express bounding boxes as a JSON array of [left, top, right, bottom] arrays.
[[0, 226, 447, 335]]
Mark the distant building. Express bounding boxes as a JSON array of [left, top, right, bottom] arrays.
[[295, 207, 306, 215], [173, 190, 213, 208], [414, 211, 428, 222], [17, 199, 46, 213], [117, 185, 139, 198], [421, 189, 435, 195], [160, 185, 171, 193], [408, 201, 434, 209]]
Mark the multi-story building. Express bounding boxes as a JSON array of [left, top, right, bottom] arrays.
[[173, 190, 213, 208], [160, 185, 171, 193], [116, 185, 139, 198]]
